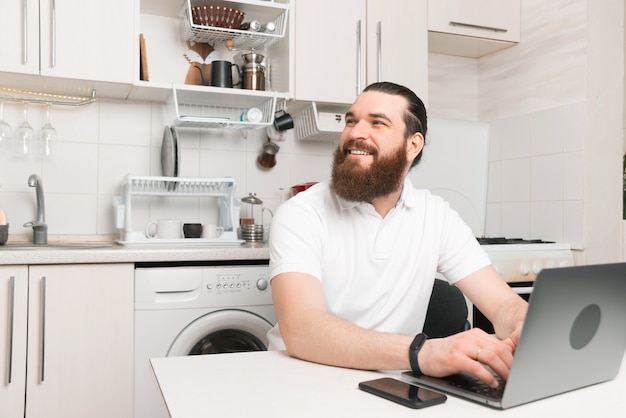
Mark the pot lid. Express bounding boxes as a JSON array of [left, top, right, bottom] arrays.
[[241, 193, 263, 205]]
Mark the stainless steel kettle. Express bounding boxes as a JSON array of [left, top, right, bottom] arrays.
[[241, 52, 266, 91]]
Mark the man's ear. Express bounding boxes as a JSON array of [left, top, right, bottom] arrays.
[[407, 132, 424, 162]]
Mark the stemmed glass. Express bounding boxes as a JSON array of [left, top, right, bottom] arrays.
[[40, 104, 57, 157], [14, 103, 37, 157], [0, 101, 13, 152]]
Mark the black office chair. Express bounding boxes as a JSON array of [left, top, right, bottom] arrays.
[[423, 279, 470, 338]]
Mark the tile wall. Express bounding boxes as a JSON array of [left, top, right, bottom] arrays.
[[0, 99, 336, 241]]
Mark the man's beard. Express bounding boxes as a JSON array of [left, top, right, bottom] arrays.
[[331, 139, 407, 202]]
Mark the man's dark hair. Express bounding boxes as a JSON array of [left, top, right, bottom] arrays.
[[363, 82, 428, 167]]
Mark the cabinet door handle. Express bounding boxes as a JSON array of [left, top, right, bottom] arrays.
[[6, 276, 15, 384], [22, 0, 28, 64], [376, 21, 382, 82], [51, 0, 57, 67], [40, 276, 47, 382], [356, 19, 362, 96], [449, 21, 508, 33]]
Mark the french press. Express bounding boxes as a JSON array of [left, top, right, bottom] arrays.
[[239, 193, 273, 242]]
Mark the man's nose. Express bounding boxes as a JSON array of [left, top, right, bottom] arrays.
[[349, 120, 369, 139]]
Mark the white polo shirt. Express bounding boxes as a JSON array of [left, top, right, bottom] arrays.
[[267, 178, 490, 349]]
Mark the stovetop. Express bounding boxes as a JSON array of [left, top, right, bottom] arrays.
[[476, 237, 555, 245]]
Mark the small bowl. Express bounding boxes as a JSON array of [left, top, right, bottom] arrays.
[[0, 224, 8, 245]]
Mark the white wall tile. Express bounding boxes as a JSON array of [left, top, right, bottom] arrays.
[[530, 201, 564, 242], [563, 101, 586, 152], [501, 202, 531, 238], [530, 106, 564, 156], [487, 161, 502, 203], [485, 203, 502, 237], [98, 143, 151, 195], [43, 142, 99, 194], [563, 200, 584, 250], [563, 151, 584, 200], [531, 154, 564, 201], [99, 100, 152, 146], [500, 115, 531, 159], [501, 158, 531, 202], [46, 194, 98, 235]]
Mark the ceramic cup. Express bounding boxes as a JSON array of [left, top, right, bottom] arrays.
[[183, 223, 203, 238], [202, 224, 224, 239], [145, 219, 182, 239]]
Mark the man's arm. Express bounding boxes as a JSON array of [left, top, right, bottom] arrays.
[[455, 264, 528, 340], [271, 266, 526, 387], [271, 271, 413, 370]]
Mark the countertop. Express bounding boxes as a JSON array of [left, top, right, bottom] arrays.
[[0, 241, 269, 265], [151, 350, 626, 418]]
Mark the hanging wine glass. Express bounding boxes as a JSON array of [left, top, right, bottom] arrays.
[[14, 103, 37, 157], [40, 103, 57, 157], [0, 101, 13, 152]]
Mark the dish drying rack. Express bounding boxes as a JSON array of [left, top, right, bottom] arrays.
[[115, 175, 240, 244], [179, 0, 289, 51], [169, 84, 278, 130], [293, 102, 347, 141]]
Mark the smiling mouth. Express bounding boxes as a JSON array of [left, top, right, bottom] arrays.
[[348, 149, 371, 156]]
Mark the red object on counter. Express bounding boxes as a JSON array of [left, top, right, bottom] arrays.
[[290, 182, 318, 197]]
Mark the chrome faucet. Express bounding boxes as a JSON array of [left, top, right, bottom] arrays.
[[23, 174, 48, 245]]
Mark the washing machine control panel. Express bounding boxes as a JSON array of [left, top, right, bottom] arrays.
[[203, 266, 273, 306]]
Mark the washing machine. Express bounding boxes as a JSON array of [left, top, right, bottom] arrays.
[[134, 262, 276, 418]]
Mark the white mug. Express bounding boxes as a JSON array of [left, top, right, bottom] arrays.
[[145, 219, 182, 239], [202, 224, 224, 239]]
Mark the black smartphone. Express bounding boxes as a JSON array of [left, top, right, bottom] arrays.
[[359, 377, 447, 409]]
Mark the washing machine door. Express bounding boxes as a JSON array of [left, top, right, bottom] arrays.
[[167, 309, 273, 356]]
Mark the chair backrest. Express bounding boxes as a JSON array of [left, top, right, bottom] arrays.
[[423, 279, 470, 338]]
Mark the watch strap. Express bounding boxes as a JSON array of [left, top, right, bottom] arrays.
[[409, 333, 428, 375]]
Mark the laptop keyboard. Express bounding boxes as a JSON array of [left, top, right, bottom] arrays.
[[446, 373, 506, 399]]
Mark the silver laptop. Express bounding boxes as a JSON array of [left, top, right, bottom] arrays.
[[402, 262, 626, 409]]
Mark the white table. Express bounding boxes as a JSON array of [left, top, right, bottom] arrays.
[[151, 350, 626, 418]]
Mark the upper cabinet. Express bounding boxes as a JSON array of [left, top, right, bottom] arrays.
[[428, 0, 520, 58], [293, 0, 428, 106], [0, 0, 135, 99]]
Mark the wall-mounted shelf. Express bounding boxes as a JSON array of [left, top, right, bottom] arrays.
[[293, 102, 347, 141], [180, 0, 289, 51], [0, 86, 96, 106], [168, 84, 278, 130]]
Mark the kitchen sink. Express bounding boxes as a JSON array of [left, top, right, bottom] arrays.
[[0, 242, 115, 250]]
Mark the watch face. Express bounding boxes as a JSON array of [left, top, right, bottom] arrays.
[[411, 333, 427, 349]]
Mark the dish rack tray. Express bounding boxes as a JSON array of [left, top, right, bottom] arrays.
[[115, 175, 239, 243], [179, 0, 289, 51], [293, 102, 346, 141], [169, 84, 278, 130]]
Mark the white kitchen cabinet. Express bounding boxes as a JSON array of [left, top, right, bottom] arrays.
[[428, 0, 520, 58], [0, 263, 133, 418], [293, 0, 428, 105], [0, 266, 28, 418], [0, 0, 134, 96]]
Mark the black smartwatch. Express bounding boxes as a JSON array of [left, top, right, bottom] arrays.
[[408, 333, 428, 375]]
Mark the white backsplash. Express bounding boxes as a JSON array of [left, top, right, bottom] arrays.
[[0, 99, 337, 241]]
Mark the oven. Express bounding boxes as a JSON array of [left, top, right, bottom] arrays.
[[472, 237, 574, 333]]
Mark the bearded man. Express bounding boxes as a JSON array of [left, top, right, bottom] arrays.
[[267, 82, 527, 388]]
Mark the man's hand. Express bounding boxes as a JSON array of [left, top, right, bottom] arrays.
[[419, 328, 516, 388]]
